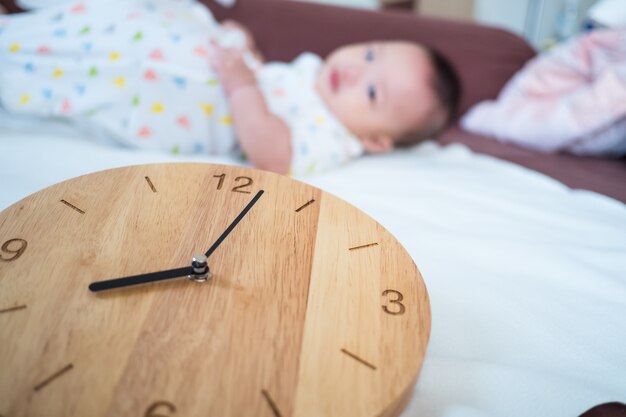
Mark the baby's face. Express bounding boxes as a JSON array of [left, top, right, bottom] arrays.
[[316, 41, 442, 148]]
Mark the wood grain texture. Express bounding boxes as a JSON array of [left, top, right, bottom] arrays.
[[0, 163, 430, 417]]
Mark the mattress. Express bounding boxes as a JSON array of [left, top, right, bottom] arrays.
[[1, 121, 625, 417]]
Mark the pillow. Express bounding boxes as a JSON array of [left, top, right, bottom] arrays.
[[461, 28, 626, 157]]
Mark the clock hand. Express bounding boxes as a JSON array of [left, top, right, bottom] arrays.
[[204, 189, 264, 257], [89, 265, 195, 292], [88, 253, 211, 292], [88, 190, 264, 292]]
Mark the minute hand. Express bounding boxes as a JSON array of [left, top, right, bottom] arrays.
[[204, 189, 264, 257], [88, 189, 264, 292]]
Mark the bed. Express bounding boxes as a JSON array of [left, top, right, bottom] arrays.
[[1, 1, 625, 416]]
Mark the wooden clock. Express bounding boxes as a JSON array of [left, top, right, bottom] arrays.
[[0, 163, 430, 417]]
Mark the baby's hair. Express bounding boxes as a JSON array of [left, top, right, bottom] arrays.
[[427, 47, 461, 133], [396, 46, 461, 147]]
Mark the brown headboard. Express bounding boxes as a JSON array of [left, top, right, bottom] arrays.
[[202, 0, 535, 115]]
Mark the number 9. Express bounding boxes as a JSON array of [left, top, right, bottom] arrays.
[[0, 238, 28, 262]]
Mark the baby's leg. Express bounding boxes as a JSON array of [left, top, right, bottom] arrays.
[[0, 0, 169, 132], [0, 0, 239, 155], [0, 1, 133, 120]]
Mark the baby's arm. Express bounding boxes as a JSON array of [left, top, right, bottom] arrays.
[[212, 48, 291, 174]]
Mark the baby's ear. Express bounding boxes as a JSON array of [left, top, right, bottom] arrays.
[[359, 134, 394, 154]]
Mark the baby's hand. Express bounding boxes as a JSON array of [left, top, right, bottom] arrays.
[[211, 47, 256, 97], [221, 20, 255, 50], [220, 19, 265, 63]]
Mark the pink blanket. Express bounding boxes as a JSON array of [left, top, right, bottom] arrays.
[[461, 28, 626, 157]]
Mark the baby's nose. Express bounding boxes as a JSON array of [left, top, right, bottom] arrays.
[[342, 65, 363, 86]]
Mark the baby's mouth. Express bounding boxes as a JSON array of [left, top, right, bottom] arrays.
[[330, 69, 340, 92]]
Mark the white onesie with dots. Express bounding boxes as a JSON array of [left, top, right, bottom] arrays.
[[0, 0, 363, 175]]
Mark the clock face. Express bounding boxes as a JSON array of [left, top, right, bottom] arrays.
[[0, 163, 430, 417]]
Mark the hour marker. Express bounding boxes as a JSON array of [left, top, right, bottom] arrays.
[[349, 242, 378, 251], [261, 389, 283, 417], [295, 199, 315, 212], [60, 199, 85, 214], [340, 348, 377, 370], [0, 304, 27, 314], [33, 363, 74, 391], [145, 176, 157, 193]]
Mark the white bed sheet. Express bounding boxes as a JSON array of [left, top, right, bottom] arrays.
[[1, 123, 625, 417]]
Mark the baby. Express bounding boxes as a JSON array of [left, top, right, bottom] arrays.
[[0, 0, 460, 175]]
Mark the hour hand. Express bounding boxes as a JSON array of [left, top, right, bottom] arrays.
[[88, 254, 210, 292]]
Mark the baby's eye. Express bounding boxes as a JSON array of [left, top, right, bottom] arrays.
[[367, 84, 377, 102], [365, 48, 375, 62]]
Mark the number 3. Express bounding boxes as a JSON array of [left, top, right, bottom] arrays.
[[382, 289, 405, 315]]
